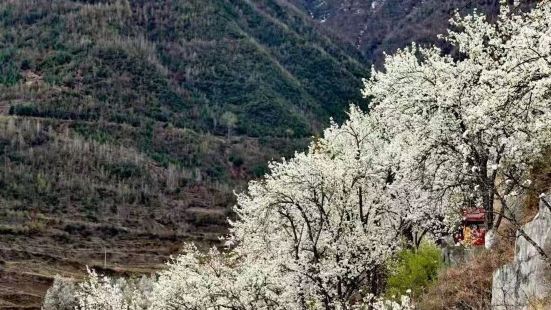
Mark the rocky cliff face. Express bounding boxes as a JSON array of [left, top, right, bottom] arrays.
[[492, 198, 551, 309]]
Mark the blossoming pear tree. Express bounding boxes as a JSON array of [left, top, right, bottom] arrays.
[[232, 112, 400, 308], [363, 2, 551, 234]]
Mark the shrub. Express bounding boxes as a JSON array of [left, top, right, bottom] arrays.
[[42, 276, 78, 310], [251, 163, 269, 177], [524, 148, 551, 222], [228, 153, 244, 167], [0, 48, 21, 86], [385, 242, 443, 299], [106, 162, 144, 180]]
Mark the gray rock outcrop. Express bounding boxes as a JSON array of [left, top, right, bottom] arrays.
[[491, 199, 551, 309]]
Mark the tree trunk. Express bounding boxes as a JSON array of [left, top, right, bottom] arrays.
[[480, 171, 494, 230], [484, 195, 494, 230]]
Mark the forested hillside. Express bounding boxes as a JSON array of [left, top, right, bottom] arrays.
[[0, 0, 367, 307]]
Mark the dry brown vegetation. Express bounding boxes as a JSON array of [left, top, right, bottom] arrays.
[[417, 241, 514, 310], [0, 116, 223, 308]]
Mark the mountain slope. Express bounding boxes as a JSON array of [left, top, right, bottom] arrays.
[[1, 0, 367, 137], [290, 0, 535, 64], [0, 0, 368, 308]]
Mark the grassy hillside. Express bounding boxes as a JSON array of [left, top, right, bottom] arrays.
[[0, 0, 368, 307]]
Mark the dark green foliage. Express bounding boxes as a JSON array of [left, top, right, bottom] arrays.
[[106, 162, 144, 180], [386, 243, 443, 299], [229, 153, 244, 167], [0, 48, 21, 85], [0, 0, 352, 191], [251, 163, 269, 177]]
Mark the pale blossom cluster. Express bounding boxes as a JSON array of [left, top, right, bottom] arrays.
[[362, 293, 415, 310], [150, 244, 285, 310], [43, 1, 551, 309], [75, 268, 153, 310], [363, 1, 551, 232]]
